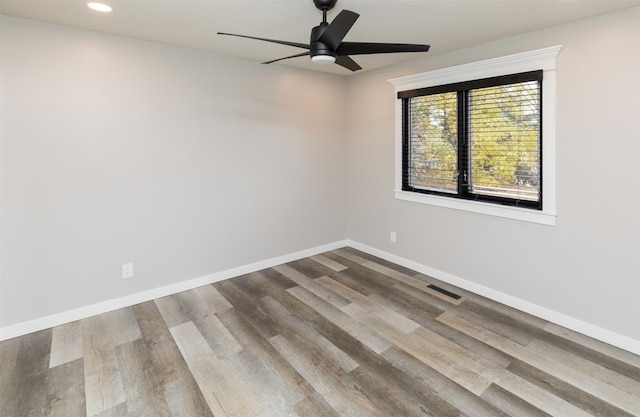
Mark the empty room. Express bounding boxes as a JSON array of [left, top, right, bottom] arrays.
[[0, 0, 639, 416]]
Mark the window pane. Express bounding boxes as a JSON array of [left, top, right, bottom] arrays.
[[468, 81, 540, 202], [408, 93, 458, 193]]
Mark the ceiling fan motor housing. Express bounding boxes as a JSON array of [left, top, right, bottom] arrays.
[[310, 23, 336, 59]]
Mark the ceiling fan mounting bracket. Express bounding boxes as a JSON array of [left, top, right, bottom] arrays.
[[313, 0, 337, 11]]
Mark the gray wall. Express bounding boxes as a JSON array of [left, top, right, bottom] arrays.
[[0, 16, 347, 327], [346, 8, 640, 341]]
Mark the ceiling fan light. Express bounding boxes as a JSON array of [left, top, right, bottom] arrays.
[[88, 2, 112, 12], [311, 55, 336, 64]]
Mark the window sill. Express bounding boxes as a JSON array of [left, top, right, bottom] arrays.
[[395, 190, 557, 226]]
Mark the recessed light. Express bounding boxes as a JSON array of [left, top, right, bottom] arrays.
[[88, 2, 112, 12]]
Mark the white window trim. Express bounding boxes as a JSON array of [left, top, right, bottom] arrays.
[[389, 46, 562, 226]]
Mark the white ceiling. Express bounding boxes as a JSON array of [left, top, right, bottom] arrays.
[[1, 0, 638, 75]]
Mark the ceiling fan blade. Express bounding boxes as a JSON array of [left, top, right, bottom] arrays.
[[335, 55, 362, 72], [262, 51, 311, 65], [317, 10, 359, 50], [337, 42, 430, 56], [218, 32, 310, 50]]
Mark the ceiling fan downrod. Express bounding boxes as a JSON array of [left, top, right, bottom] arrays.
[[313, 0, 336, 23], [313, 0, 338, 12]]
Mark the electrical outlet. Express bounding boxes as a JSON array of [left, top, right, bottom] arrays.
[[390, 231, 397, 243], [122, 262, 133, 279]]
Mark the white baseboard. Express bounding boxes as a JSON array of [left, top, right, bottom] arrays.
[[3, 238, 638, 356], [0, 240, 348, 341], [347, 240, 640, 355]]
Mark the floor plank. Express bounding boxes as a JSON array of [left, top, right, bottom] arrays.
[[216, 306, 315, 405], [481, 383, 553, 417], [506, 359, 636, 417], [1, 329, 52, 417], [293, 392, 341, 417], [45, 358, 86, 417], [82, 315, 126, 416], [49, 320, 83, 368], [381, 346, 511, 417], [115, 339, 171, 417], [269, 333, 386, 417], [131, 301, 193, 385], [171, 320, 290, 417], [163, 377, 215, 417], [287, 285, 393, 354]]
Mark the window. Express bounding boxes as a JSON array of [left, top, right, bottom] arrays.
[[389, 46, 562, 225], [401, 71, 543, 209]]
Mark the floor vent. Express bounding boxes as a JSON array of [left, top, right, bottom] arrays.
[[427, 284, 461, 300]]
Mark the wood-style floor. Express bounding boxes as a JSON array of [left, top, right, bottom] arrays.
[[1, 247, 639, 417]]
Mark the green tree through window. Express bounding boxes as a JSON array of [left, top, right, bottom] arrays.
[[409, 92, 458, 193], [469, 82, 540, 201]]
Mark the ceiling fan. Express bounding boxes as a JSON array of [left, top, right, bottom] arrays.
[[218, 0, 430, 72]]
